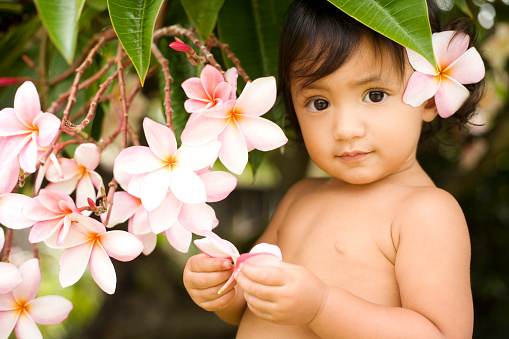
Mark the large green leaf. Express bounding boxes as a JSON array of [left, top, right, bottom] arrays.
[[181, 0, 225, 40], [107, 0, 165, 85], [455, 0, 473, 19], [33, 0, 85, 64], [327, 0, 436, 68]]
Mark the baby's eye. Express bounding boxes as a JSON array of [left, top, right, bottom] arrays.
[[363, 91, 387, 103], [307, 99, 330, 112]]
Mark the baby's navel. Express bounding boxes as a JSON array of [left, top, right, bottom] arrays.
[[335, 241, 346, 254]]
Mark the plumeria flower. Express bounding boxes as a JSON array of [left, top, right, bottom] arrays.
[[21, 189, 81, 246], [0, 81, 60, 175], [114, 117, 221, 211], [44, 143, 104, 211], [0, 137, 20, 194], [181, 64, 236, 113], [52, 213, 143, 294], [108, 166, 237, 253], [0, 229, 23, 294], [0, 258, 73, 339], [403, 30, 485, 118], [181, 75, 288, 174], [194, 231, 282, 294]]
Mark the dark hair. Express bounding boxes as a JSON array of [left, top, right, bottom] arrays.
[[278, 0, 484, 139]]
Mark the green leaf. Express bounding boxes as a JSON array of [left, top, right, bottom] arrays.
[[217, 0, 292, 80], [454, 0, 473, 19], [33, 0, 85, 64], [181, 0, 225, 40], [327, 0, 436, 68], [107, 0, 165, 85]]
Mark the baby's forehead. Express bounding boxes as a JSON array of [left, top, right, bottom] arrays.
[[290, 42, 409, 90]]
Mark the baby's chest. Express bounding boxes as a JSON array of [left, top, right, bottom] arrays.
[[276, 197, 401, 305]]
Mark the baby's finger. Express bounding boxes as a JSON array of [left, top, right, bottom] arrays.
[[236, 270, 278, 302], [243, 290, 277, 321], [238, 263, 285, 286], [187, 253, 232, 273]]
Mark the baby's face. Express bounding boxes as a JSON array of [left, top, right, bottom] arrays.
[[290, 41, 437, 185]]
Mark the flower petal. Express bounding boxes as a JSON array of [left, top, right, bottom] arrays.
[[75, 173, 97, 210], [114, 146, 165, 174], [164, 219, 192, 253], [103, 192, 140, 227], [249, 243, 283, 259], [147, 193, 181, 234], [193, 231, 239, 260], [89, 242, 116, 294], [99, 230, 143, 262], [0, 153, 20, 195], [0, 108, 31, 136], [19, 137, 37, 173], [182, 77, 209, 101], [45, 158, 81, 182], [173, 140, 221, 171], [178, 202, 217, 234], [217, 120, 248, 175], [131, 207, 151, 234], [433, 31, 469, 70], [402, 72, 440, 107], [201, 64, 226, 99], [59, 243, 92, 288], [444, 47, 485, 84], [0, 263, 22, 294], [0, 193, 35, 229], [434, 76, 470, 118], [139, 166, 171, 211], [405, 47, 437, 75], [14, 312, 43, 339], [169, 165, 207, 204], [74, 143, 101, 169], [200, 171, 237, 202], [237, 115, 288, 151], [33, 113, 60, 147], [29, 219, 62, 244], [234, 77, 277, 117], [0, 308, 18, 339], [14, 81, 41, 127], [143, 118, 177, 160], [27, 295, 73, 325], [180, 115, 227, 146], [13, 258, 41, 303]]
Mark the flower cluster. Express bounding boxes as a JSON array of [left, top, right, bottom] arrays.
[[0, 61, 287, 336]]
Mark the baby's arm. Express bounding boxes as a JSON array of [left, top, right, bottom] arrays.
[[236, 188, 473, 338]]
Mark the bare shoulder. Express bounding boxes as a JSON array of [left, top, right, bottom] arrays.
[[392, 186, 468, 249]]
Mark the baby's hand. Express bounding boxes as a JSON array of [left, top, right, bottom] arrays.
[[235, 261, 329, 325], [183, 253, 236, 311]]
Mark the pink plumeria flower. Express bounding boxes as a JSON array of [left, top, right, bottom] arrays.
[[181, 76, 288, 174], [182, 64, 236, 113], [0, 230, 23, 294], [53, 213, 143, 294], [44, 143, 104, 211], [21, 189, 81, 246], [0, 258, 73, 339], [114, 117, 221, 211], [0, 81, 60, 174], [109, 166, 237, 253], [403, 31, 485, 118], [194, 231, 282, 294], [0, 137, 21, 194]]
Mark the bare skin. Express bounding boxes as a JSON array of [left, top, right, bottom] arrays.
[[183, 41, 473, 338]]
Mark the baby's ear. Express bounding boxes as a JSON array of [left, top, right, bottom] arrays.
[[422, 97, 438, 122]]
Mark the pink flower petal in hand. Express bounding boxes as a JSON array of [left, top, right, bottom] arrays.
[[403, 31, 485, 118], [0, 81, 60, 174], [194, 231, 282, 294], [0, 258, 73, 339], [182, 76, 288, 174]]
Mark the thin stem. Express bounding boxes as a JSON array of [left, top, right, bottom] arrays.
[[151, 43, 174, 129]]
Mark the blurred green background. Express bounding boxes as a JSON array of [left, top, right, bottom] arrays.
[[0, 0, 508, 338]]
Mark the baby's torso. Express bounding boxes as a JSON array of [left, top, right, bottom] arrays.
[[237, 178, 423, 338]]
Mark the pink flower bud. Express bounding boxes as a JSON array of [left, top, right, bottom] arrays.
[[0, 77, 23, 86], [169, 41, 191, 52]]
